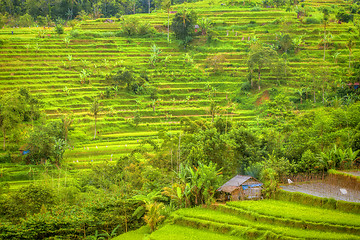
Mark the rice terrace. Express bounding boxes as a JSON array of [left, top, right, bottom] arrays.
[[0, 0, 360, 239]]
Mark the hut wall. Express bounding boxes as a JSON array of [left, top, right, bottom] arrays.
[[231, 188, 242, 201], [244, 187, 262, 199]]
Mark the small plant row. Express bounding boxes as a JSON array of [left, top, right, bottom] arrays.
[[169, 207, 360, 239], [275, 189, 360, 214], [221, 201, 360, 234]]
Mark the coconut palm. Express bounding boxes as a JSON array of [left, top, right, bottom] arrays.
[[322, 8, 329, 61], [90, 98, 101, 140], [143, 202, 165, 232], [162, 0, 171, 43]]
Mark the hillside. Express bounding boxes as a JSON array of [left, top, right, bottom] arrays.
[[0, 0, 360, 238], [0, 0, 359, 170]]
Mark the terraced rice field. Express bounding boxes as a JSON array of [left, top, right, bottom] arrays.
[[0, 0, 359, 175], [115, 199, 360, 239]]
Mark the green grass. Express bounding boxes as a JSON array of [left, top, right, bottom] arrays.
[[113, 226, 151, 240], [226, 200, 360, 227], [0, 0, 359, 174], [149, 224, 245, 240], [174, 207, 360, 239]]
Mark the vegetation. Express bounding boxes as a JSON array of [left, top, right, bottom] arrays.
[[227, 200, 360, 227], [0, 0, 360, 238]]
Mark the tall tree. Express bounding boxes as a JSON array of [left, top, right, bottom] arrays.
[[61, 114, 74, 143], [322, 8, 329, 61], [171, 9, 197, 41], [247, 45, 278, 90], [162, 0, 171, 43], [90, 98, 101, 140]]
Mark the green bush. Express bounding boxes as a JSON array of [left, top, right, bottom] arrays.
[[336, 10, 354, 23], [304, 17, 321, 24], [0, 152, 11, 163], [251, 6, 261, 11], [1, 184, 57, 220], [119, 18, 155, 37], [18, 13, 33, 27], [55, 24, 64, 34]]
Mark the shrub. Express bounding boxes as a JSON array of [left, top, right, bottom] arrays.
[[120, 18, 155, 37], [205, 54, 228, 74], [55, 24, 64, 34], [69, 29, 81, 38], [251, 6, 261, 11], [0, 152, 11, 163], [36, 16, 47, 26], [18, 13, 33, 27], [107, 68, 148, 94], [1, 184, 57, 220], [304, 17, 321, 24], [241, 81, 252, 92], [336, 10, 354, 23]]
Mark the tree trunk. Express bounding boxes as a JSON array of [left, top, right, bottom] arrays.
[[167, 11, 170, 43], [323, 25, 326, 61], [93, 116, 97, 139], [349, 50, 351, 70], [2, 128, 5, 151], [258, 67, 261, 90], [178, 133, 181, 173], [313, 78, 316, 103], [148, 0, 150, 13]]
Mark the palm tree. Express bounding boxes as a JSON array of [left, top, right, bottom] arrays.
[[90, 98, 101, 139], [332, 51, 341, 64], [292, 34, 304, 53], [322, 9, 329, 61], [67, 55, 72, 69], [61, 114, 74, 143], [297, 88, 304, 104], [199, 18, 212, 35], [162, 0, 171, 43], [209, 100, 219, 122], [180, 8, 189, 27], [143, 202, 165, 232]]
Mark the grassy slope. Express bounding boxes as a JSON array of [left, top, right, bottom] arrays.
[[0, 0, 359, 186], [143, 200, 360, 240], [227, 200, 360, 227]]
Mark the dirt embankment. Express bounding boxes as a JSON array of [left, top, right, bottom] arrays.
[[255, 90, 270, 106]]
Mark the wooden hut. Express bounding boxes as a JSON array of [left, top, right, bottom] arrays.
[[217, 175, 263, 201]]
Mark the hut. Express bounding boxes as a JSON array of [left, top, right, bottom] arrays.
[[19, 144, 30, 155], [217, 175, 263, 201]]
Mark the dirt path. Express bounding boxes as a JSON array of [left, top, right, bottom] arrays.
[[280, 182, 360, 203]]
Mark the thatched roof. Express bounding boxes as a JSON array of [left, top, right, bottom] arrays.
[[217, 175, 261, 193]]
